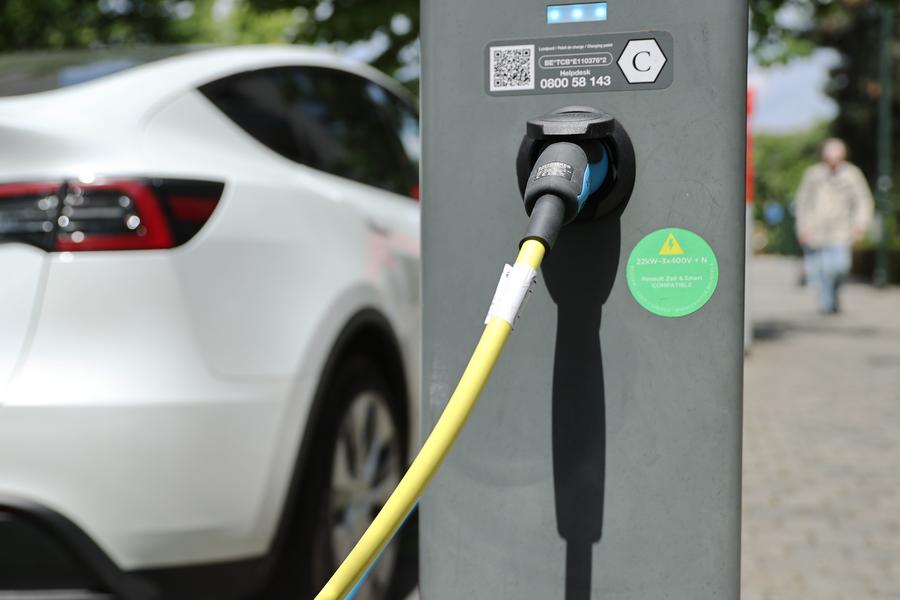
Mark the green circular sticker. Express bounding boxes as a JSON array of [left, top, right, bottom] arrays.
[[626, 228, 719, 318]]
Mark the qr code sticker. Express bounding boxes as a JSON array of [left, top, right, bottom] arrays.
[[490, 44, 535, 92]]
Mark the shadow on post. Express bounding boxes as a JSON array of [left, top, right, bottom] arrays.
[[542, 216, 621, 600]]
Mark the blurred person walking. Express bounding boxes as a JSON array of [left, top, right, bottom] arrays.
[[795, 139, 874, 314]]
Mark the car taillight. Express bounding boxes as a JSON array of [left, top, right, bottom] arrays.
[[0, 182, 61, 250], [0, 178, 224, 252]]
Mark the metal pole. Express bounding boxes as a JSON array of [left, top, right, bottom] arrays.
[[875, 5, 894, 288]]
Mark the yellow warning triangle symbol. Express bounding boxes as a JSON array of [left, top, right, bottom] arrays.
[[659, 233, 685, 255]]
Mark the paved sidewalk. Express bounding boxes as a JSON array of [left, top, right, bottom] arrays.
[[742, 256, 900, 599]]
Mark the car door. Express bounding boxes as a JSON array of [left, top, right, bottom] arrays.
[[199, 63, 422, 392], [199, 64, 420, 254], [262, 65, 420, 319]]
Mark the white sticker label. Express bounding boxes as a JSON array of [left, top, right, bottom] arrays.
[[486, 31, 673, 97], [485, 263, 538, 327]]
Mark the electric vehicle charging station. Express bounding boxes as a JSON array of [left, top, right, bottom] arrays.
[[418, 0, 749, 597]]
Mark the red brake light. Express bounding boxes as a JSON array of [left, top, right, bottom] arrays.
[[55, 180, 174, 251], [0, 178, 224, 252], [0, 182, 61, 250]]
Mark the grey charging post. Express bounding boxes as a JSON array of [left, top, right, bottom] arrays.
[[420, 1, 748, 598]]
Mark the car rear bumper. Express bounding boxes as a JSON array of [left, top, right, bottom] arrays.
[[0, 393, 292, 571], [0, 498, 271, 600], [0, 497, 154, 600]]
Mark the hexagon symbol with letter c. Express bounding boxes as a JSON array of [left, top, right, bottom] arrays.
[[618, 39, 667, 84]]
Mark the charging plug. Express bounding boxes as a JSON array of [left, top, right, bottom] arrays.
[[522, 142, 610, 248]]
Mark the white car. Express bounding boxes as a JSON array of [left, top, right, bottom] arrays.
[[0, 46, 421, 600]]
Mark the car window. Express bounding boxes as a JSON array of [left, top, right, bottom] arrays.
[[362, 79, 420, 198], [198, 69, 303, 164], [200, 67, 419, 198]]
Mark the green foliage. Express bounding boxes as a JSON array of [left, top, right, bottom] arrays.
[[749, 0, 899, 64], [0, 0, 199, 50], [753, 123, 829, 255], [0, 0, 418, 86], [754, 122, 828, 205], [751, 0, 899, 255], [244, 0, 419, 81]]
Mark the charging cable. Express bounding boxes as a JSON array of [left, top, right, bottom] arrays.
[[316, 141, 608, 600]]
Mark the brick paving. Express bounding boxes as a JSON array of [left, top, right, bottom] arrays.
[[742, 256, 900, 600]]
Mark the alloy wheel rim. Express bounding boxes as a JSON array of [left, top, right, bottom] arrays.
[[329, 391, 402, 600]]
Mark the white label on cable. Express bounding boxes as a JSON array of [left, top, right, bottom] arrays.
[[485, 263, 538, 327]]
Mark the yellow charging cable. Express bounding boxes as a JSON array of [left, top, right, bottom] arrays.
[[316, 239, 546, 600]]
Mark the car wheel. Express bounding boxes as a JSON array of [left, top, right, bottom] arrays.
[[272, 355, 405, 600]]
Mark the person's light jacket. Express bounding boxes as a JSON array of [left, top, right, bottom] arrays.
[[795, 162, 874, 248]]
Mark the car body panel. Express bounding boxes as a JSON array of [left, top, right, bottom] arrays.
[[0, 46, 421, 571], [0, 244, 47, 385]]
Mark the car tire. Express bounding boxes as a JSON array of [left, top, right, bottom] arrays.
[[265, 355, 407, 600]]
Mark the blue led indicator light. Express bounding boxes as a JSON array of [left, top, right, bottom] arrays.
[[547, 2, 608, 24]]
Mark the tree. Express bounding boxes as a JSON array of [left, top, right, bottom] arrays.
[[754, 122, 828, 206], [0, 0, 419, 91], [752, 123, 829, 254], [245, 0, 418, 83], [0, 0, 200, 50], [749, 0, 898, 184]]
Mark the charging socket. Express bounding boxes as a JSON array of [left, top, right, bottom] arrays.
[[517, 106, 636, 221]]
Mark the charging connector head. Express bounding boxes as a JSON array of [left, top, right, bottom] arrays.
[[522, 142, 610, 248], [517, 106, 635, 224]]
